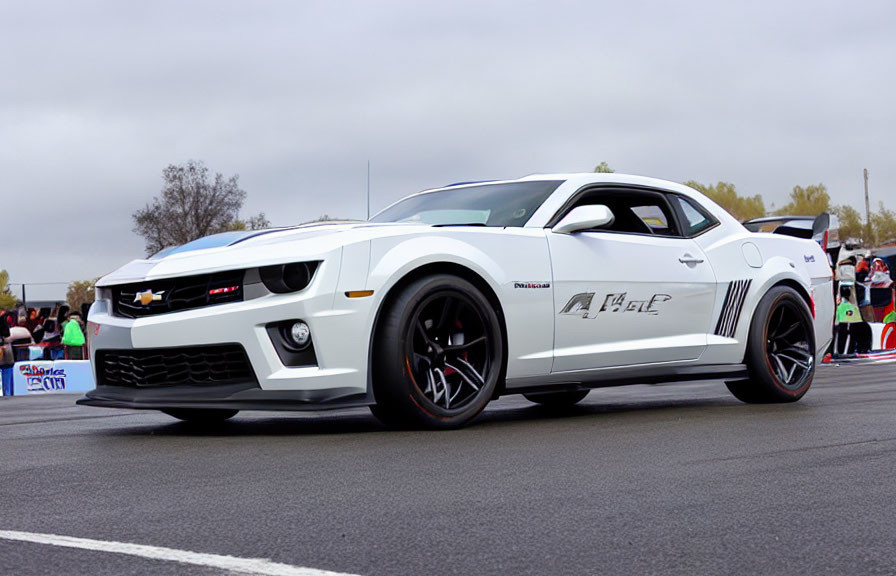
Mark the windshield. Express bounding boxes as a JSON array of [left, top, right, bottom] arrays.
[[371, 180, 563, 227]]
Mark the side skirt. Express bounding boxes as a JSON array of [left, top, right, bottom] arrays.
[[504, 364, 749, 396]]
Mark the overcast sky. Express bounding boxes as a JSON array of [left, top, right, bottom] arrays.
[[2, 0, 895, 301]]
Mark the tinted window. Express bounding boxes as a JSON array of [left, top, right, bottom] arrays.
[[565, 190, 680, 236], [631, 205, 671, 231], [670, 195, 716, 236], [371, 181, 563, 227]]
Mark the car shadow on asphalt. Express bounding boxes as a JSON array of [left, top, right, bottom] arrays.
[[91, 393, 767, 437]]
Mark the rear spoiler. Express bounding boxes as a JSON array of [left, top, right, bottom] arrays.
[[773, 212, 832, 252]]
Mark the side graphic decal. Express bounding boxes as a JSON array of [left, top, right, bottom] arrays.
[[715, 279, 751, 338], [560, 292, 671, 319]]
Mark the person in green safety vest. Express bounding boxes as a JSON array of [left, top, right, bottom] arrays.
[[836, 284, 867, 355], [837, 298, 860, 324], [62, 313, 86, 360]]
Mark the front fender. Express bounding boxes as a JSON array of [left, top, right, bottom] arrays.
[[367, 236, 506, 298], [365, 230, 556, 380]]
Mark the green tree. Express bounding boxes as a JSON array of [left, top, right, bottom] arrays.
[[67, 279, 98, 312], [832, 205, 864, 243], [684, 180, 766, 221], [872, 202, 896, 244], [593, 162, 614, 173], [775, 183, 831, 216], [133, 160, 270, 256], [0, 270, 18, 309]]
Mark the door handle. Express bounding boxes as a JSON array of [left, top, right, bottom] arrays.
[[679, 254, 704, 265]]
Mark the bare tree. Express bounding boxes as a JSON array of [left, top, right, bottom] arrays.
[[133, 160, 270, 255]]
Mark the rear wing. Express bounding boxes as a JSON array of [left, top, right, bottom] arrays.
[[743, 213, 840, 254]]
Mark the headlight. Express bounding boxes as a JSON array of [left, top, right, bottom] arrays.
[[259, 261, 319, 294]]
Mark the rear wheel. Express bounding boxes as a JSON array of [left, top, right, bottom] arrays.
[[161, 409, 238, 422], [371, 274, 504, 429], [726, 286, 815, 403], [523, 389, 589, 406]]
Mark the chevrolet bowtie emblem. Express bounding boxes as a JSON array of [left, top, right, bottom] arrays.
[[134, 290, 165, 305]]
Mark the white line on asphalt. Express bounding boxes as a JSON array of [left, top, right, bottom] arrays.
[[0, 530, 361, 576]]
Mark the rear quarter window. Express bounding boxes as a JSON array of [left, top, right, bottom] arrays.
[[671, 195, 717, 236]]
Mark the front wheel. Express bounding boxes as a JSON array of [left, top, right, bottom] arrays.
[[727, 286, 815, 404], [371, 274, 505, 429]]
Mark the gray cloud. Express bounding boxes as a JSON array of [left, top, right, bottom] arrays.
[[2, 0, 895, 299]]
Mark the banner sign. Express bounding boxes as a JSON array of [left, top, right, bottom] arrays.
[[12, 360, 95, 395]]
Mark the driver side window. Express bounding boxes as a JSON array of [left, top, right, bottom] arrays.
[[568, 190, 681, 236]]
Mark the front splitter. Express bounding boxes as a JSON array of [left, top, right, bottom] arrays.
[[78, 383, 372, 412]]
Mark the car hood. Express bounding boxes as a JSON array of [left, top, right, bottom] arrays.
[[96, 221, 426, 286]]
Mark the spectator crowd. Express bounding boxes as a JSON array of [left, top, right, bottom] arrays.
[[0, 305, 87, 365]]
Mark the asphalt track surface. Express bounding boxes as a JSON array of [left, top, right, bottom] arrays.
[[2, 363, 896, 575]]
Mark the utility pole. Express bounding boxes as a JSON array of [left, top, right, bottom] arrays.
[[366, 160, 371, 221], [21, 284, 26, 309], [864, 168, 872, 247]]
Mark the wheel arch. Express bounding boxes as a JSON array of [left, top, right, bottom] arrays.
[[771, 278, 812, 311], [736, 273, 814, 364], [367, 261, 510, 399]]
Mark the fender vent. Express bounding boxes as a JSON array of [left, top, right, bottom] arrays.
[[715, 279, 752, 338]]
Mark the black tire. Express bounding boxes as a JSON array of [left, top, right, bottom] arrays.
[[371, 274, 505, 429], [161, 409, 239, 423], [726, 285, 815, 404], [523, 389, 589, 406], [367, 403, 404, 429], [724, 379, 765, 404]]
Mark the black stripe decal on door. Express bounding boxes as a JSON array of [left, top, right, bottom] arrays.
[[714, 279, 752, 338]]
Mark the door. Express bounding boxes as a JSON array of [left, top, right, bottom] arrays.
[[548, 188, 717, 372]]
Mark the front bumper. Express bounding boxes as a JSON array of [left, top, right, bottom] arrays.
[[83, 256, 377, 410]]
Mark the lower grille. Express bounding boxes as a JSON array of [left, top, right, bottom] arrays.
[[97, 345, 256, 388]]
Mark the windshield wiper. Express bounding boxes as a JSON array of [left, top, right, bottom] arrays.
[[431, 223, 488, 227]]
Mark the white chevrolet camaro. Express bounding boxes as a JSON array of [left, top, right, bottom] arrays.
[[80, 173, 835, 428]]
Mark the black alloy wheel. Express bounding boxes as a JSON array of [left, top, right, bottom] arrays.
[[408, 290, 492, 411], [726, 285, 815, 403], [764, 298, 814, 390], [371, 274, 504, 429]]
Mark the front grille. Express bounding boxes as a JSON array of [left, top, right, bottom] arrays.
[[97, 345, 256, 387], [112, 270, 245, 318]]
